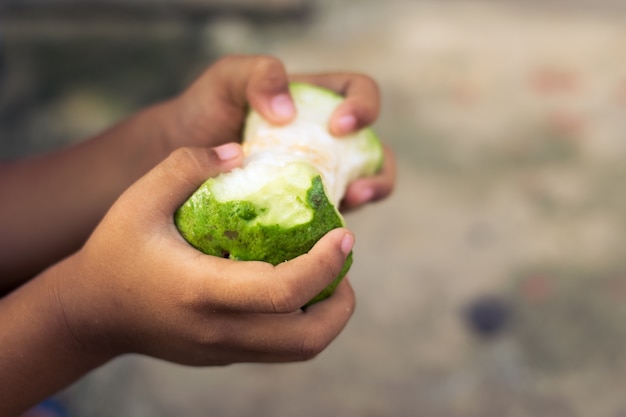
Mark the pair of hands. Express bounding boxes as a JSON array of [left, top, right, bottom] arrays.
[[53, 56, 395, 366], [1, 54, 395, 416]]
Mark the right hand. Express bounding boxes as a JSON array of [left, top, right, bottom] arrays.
[[51, 143, 356, 365]]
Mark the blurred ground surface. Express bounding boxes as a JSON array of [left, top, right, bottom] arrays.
[[3, 0, 626, 416]]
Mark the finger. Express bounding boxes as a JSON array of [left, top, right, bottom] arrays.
[[208, 278, 356, 363], [213, 55, 295, 125], [246, 58, 295, 124], [291, 73, 380, 135], [192, 228, 355, 314], [126, 144, 244, 217], [341, 145, 396, 211]]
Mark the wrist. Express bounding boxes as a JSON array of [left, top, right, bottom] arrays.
[[0, 258, 112, 414], [46, 254, 119, 362], [49, 252, 125, 360]]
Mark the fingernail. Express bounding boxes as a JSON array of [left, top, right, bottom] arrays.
[[337, 114, 357, 134], [271, 94, 295, 119], [214, 143, 240, 161], [358, 187, 374, 203], [341, 232, 355, 256]]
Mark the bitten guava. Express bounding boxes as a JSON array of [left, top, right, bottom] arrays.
[[175, 82, 383, 305]]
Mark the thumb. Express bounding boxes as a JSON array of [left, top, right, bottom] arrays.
[[213, 55, 295, 125], [129, 143, 244, 216]]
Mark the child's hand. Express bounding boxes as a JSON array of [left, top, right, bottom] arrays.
[[54, 143, 356, 365], [162, 55, 395, 212]]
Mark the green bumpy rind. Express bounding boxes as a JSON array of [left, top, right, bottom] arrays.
[[174, 175, 351, 306]]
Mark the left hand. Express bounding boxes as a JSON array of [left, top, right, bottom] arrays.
[[162, 55, 396, 211]]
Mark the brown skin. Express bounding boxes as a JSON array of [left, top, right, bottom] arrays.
[[0, 55, 395, 416]]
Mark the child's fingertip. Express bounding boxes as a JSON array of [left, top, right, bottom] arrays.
[[357, 187, 374, 204], [214, 143, 241, 161], [336, 114, 357, 135], [271, 94, 295, 120], [341, 232, 355, 256]]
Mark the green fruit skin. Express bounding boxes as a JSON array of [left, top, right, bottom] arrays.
[[174, 175, 352, 307]]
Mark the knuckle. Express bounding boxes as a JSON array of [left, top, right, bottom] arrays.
[[267, 281, 300, 314], [250, 57, 287, 93], [179, 282, 205, 310], [167, 146, 198, 168], [341, 77, 380, 126], [213, 54, 245, 71], [252, 55, 282, 74], [351, 104, 378, 127], [356, 98, 380, 123], [357, 73, 380, 95], [316, 255, 343, 284], [297, 331, 327, 361], [168, 147, 211, 174]]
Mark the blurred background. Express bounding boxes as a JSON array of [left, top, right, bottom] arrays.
[[3, 0, 626, 416]]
